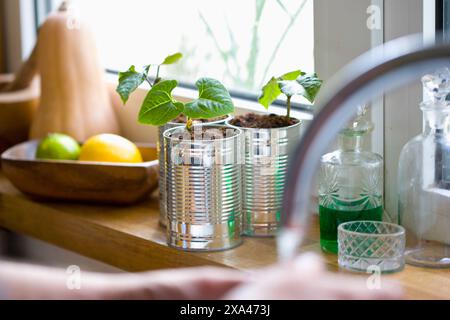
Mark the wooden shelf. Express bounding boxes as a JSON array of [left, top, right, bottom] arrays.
[[0, 173, 448, 299]]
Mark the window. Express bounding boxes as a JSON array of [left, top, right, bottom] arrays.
[[47, 0, 314, 100], [19, 0, 437, 220]]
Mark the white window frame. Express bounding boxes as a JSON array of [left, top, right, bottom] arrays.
[[2, 0, 36, 72]]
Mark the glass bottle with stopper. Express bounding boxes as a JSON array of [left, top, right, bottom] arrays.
[[318, 106, 384, 253], [398, 68, 450, 268]]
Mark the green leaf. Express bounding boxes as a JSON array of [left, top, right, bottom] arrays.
[[258, 77, 282, 109], [143, 64, 151, 75], [296, 73, 323, 103], [258, 70, 306, 109], [161, 52, 183, 65], [278, 70, 306, 97], [280, 70, 305, 81], [138, 80, 184, 126], [116, 65, 150, 104], [184, 78, 234, 119], [278, 80, 305, 98]]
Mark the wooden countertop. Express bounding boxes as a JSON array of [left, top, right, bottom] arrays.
[[0, 173, 448, 299]]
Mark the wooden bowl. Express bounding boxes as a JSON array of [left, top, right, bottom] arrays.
[[0, 74, 39, 155], [1, 140, 159, 205]]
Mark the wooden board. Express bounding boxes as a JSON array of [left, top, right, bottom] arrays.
[[0, 173, 448, 299]]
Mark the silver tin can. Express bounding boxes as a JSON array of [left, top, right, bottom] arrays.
[[157, 116, 233, 227], [158, 123, 182, 227], [163, 125, 243, 251], [227, 120, 302, 237]]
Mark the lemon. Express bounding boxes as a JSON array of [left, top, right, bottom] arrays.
[[79, 134, 143, 163], [36, 133, 81, 160]]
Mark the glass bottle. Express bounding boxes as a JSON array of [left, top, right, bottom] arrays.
[[318, 106, 384, 253], [398, 68, 450, 268]]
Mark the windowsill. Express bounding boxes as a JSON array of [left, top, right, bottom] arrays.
[[106, 72, 313, 144]]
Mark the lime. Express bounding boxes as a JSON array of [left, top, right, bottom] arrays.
[[36, 133, 81, 161], [79, 134, 143, 163]]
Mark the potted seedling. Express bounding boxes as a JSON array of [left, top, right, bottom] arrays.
[[117, 53, 232, 227], [228, 70, 322, 237], [117, 64, 242, 251]]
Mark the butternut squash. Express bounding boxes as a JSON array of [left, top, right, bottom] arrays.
[[30, 3, 120, 141]]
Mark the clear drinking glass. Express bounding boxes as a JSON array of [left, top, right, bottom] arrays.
[[398, 68, 450, 268], [338, 221, 405, 273]]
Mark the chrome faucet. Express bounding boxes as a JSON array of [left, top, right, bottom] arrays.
[[278, 34, 450, 260]]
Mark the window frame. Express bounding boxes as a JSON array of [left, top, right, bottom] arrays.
[[2, 0, 37, 73], [34, 0, 53, 30], [436, 0, 444, 31]]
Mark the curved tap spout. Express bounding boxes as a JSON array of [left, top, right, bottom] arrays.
[[279, 34, 450, 260]]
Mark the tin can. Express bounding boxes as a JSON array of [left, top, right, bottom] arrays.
[[227, 120, 302, 237], [158, 123, 183, 227], [164, 125, 243, 251], [157, 116, 232, 227]]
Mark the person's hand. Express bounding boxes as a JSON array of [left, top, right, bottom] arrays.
[[0, 254, 404, 300], [102, 266, 247, 300], [108, 253, 403, 300], [0, 262, 246, 300], [224, 253, 404, 300]]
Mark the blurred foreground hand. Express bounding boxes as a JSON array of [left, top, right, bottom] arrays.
[[225, 253, 403, 300], [0, 253, 403, 300]]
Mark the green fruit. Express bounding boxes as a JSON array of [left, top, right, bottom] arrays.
[[36, 133, 81, 161]]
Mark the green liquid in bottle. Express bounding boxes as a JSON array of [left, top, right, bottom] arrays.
[[319, 205, 383, 254]]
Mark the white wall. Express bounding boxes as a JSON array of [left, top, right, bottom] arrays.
[[314, 0, 373, 80], [312, 0, 376, 205], [314, 0, 381, 154], [383, 0, 423, 221]]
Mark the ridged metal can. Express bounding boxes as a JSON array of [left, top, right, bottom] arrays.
[[157, 116, 232, 227], [226, 120, 302, 237], [158, 123, 183, 227], [163, 125, 243, 251]]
